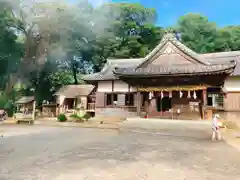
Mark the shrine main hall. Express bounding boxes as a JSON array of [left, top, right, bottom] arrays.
[[83, 33, 240, 120]]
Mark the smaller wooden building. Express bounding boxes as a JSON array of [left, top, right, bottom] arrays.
[[54, 84, 95, 114], [15, 96, 36, 123], [16, 96, 35, 114]]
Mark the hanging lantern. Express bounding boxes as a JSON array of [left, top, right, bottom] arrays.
[[193, 91, 197, 99], [169, 91, 172, 98], [179, 91, 183, 98], [187, 90, 191, 99], [161, 91, 164, 99]]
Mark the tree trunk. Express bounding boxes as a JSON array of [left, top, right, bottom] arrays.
[[70, 55, 78, 85], [72, 67, 78, 85]]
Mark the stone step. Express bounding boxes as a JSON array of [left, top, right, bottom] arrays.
[[97, 108, 136, 117], [89, 116, 125, 124], [119, 118, 213, 139]]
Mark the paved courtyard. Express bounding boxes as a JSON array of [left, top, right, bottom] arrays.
[[0, 125, 240, 180]]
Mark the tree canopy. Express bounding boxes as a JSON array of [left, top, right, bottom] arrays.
[[0, 1, 240, 105]]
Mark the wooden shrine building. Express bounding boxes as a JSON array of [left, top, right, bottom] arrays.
[[83, 33, 237, 120]]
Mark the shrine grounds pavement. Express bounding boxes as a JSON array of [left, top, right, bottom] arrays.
[[0, 125, 240, 180]]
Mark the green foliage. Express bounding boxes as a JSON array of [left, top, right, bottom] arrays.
[[4, 100, 15, 117], [57, 114, 67, 122], [93, 2, 162, 62], [83, 113, 92, 121], [177, 13, 217, 53], [0, 93, 15, 117], [69, 113, 84, 122], [48, 71, 84, 89], [1, 1, 240, 106], [0, 2, 23, 90], [215, 26, 240, 52]]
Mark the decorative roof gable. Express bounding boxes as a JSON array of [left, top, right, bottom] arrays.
[[137, 33, 210, 68]]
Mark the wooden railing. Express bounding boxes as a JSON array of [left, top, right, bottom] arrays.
[[87, 103, 95, 111]]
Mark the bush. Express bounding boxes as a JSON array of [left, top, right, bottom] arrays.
[[4, 101, 16, 117], [222, 121, 239, 129], [0, 95, 16, 117], [69, 113, 84, 123], [83, 112, 92, 121], [69, 113, 82, 120], [57, 114, 67, 122]]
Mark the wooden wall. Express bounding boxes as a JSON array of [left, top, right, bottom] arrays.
[[97, 80, 136, 93], [224, 76, 240, 111], [224, 92, 240, 111]]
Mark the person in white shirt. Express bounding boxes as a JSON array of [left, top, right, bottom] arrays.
[[212, 114, 221, 140]]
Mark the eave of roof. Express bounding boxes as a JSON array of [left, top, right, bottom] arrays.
[[82, 58, 144, 81], [16, 96, 35, 104], [113, 61, 236, 77], [54, 84, 95, 97]]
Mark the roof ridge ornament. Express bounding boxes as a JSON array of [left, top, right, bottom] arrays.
[[162, 32, 176, 41], [162, 30, 182, 42]]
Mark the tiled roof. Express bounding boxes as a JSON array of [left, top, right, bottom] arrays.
[[16, 96, 35, 104], [113, 62, 236, 77], [201, 51, 240, 76], [201, 51, 240, 62], [83, 58, 144, 81], [54, 84, 95, 98], [137, 33, 210, 68], [82, 34, 240, 81]]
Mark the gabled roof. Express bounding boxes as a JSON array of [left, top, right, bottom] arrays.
[[83, 34, 240, 81], [113, 33, 236, 77], [137, 33, 210, 68], [54, 84, 95, 98]]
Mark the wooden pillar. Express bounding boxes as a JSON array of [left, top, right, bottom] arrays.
[[202, 89, 207, 106], [137, 91, 141, 116], [202, 89, 207, 119], [32, 101, 36, 121]]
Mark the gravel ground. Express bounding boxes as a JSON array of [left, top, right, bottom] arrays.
[[0, 125, 240, 180]]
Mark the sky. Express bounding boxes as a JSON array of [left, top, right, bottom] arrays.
[[86, 0, 240, 27]]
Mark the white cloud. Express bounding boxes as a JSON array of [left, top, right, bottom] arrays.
[[163, 0, 171, 7], [88, 0, 109, 7]]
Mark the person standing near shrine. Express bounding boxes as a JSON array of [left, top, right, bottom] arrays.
[[212, 114, 222, 140]]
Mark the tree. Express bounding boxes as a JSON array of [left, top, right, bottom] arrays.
[[2, 1, 91, 92], [2, 0, 58, 94], [176, 13, 217, 53], [44, 0, 97, 83], [0, 1, 23, 91], [93, 3, 163, 63], [215, 26, 240, 52]]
